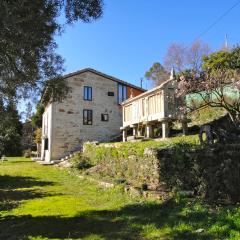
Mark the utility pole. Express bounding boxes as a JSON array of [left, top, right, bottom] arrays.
[[140, 78, 143, 89], [225, 34, 228, 49]]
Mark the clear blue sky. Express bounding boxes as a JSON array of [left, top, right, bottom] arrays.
[[55, 0, 240, 89]]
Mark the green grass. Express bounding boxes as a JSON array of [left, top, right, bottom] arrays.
[[188, 106, 227, 126], [84, 135, 200, 164], [1, 157, 240, 240]]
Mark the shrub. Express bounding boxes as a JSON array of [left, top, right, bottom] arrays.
[[70, 152, 92, 170], [23, 149, 31, 158], [158, 142, 200, 192], [159, 144, 240, 203]]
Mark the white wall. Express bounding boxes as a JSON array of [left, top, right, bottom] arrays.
[[41, 103, 53, 162]]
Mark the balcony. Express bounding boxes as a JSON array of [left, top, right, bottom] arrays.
[[121, 78, 188, 141]]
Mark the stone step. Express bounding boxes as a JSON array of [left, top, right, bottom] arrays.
[[31, 157, 41, 161], [37, 161, 54, 165], [50, 160, 62, 164]]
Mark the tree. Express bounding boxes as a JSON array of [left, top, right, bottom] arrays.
[[145, 62, 169, 86], [176, 47, 240, 127], [187, 40, 210, 72], [0, 100, 22, 156], [31, 104, 45, 128], [0, 0, 103, 103], [164, 43, 186, 72], [31, 104, 45, 155], [34, 128, 42, 157], [24, 102, 33, 121], [202, 46, 240, 71], [164, 41, 210, 73]]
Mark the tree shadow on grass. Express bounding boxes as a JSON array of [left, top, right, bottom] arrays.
[[0, 189, 60, 212], [0, 198, 239, 240], [0, 175, 55, 190], [6, 160, 34, 164], [0, 175, 56, 212]]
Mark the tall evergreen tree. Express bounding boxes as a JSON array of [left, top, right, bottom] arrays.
[[145, 62, 169, 87], [0, 101, 22, 156], [0, 0, 103, 103]]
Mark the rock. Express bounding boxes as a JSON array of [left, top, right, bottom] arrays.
[[57, 160, 72, 168], [1, 155, 7, 162], [178, 191, 194, 197], [195, 228, 204, 233], [98, 181, 114, 188], [128, 186, 142, 197], [115, 178, 126, 184], [86, 165, 102, 174], [144, 148, 157, 156]]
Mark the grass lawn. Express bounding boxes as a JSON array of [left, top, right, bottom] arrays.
[[1, 158, 240, 240]]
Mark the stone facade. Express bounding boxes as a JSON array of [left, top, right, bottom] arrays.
[[41, 68, 144, 162]]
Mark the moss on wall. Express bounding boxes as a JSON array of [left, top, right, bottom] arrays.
[[76, 138, 240, 203]]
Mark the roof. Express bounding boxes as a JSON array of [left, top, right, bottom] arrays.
[[122, 78, 176, 105], [40, 68, 146, 105], [63, 68, 146, 92]]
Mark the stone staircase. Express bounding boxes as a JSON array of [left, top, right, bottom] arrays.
[[50, 148, 82, 167], [39, 135, 122, 166]]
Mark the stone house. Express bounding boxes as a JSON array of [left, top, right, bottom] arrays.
[[41, 68, 145, 162]]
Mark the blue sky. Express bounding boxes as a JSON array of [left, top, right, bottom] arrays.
[[55, 0, 240, 89]]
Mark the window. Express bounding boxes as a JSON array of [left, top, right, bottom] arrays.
[[83, 109, 93, 125], [107, 91, 114, 96], [84, 86, 92, 101], [44, 138, 49, 150], [101, 114, 109, 122], [118, 84, 127, 104]]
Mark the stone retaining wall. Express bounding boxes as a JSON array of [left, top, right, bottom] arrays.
[[82, 142, 240, 202]]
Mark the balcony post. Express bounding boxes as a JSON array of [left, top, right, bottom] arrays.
[[133, 126, 137, 138], [122, 129, 127, 142], [182, 119, 188, 136], [146, 124, 153, 138], [162, 121, 169, 139], [137, 128, 142, 136]]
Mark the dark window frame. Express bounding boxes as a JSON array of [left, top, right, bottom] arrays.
[[83, 109, 93, 125], [84, 86, 92, 101], [101, 114, 109, 122]]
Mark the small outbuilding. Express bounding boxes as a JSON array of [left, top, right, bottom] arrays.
[[121, 72, 188, 141]]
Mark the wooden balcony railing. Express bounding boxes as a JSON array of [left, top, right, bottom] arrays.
[[122, 79, 178, 128]]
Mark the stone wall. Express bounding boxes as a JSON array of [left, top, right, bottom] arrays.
[[82, 142, 240, 202], [82, 143, 163, 190], [51, 71, 125, 160]]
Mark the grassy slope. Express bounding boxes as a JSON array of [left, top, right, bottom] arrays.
[[1, 158, 240, 240], [188, 106, 227, 127], [98, 135, 200, 158]]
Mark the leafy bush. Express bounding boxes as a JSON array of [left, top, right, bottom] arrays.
[[159, 143, 240, 203], [197, 145, 240, 203], [23, 149, 31, 158], [159, 142, 200, 192], [34, 128, 42, 144], [70, 152, 92, 170]]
